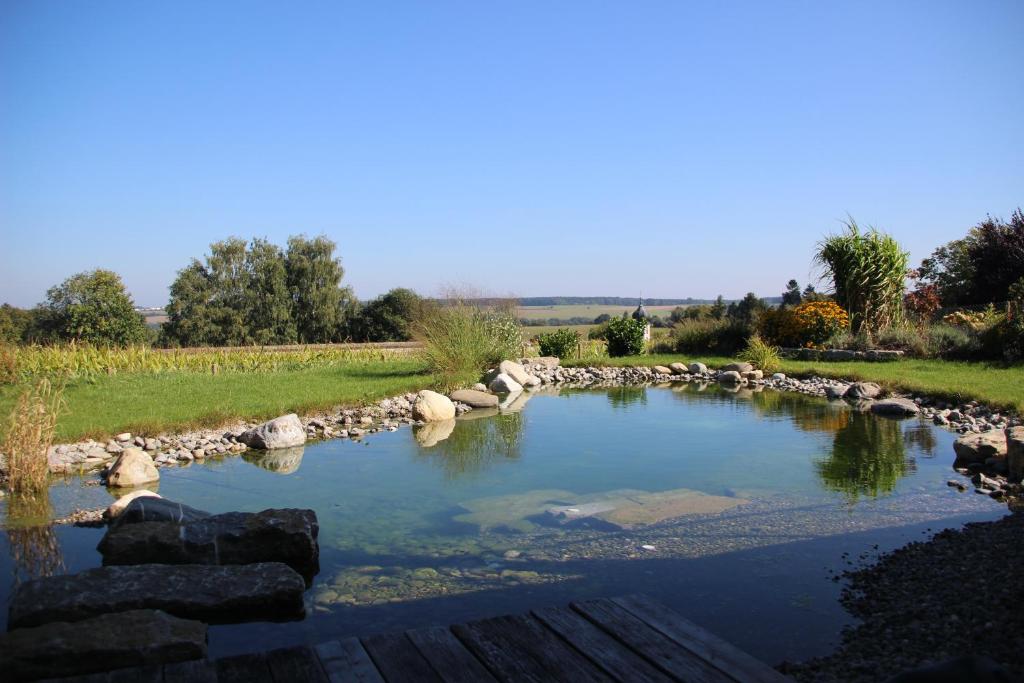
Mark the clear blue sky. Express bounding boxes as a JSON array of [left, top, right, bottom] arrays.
[[2, 1, 1022, 307]]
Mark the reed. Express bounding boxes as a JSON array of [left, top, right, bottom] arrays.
[[2, 379, 64, 496]]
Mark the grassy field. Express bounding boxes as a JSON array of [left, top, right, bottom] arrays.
[[567, 354, 1024, 413], [517, 304, 680, 321], [0, 359, 432, 442]]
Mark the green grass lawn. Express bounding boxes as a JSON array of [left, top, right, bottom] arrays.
[[0, 359, 432, 442], [566, 354, 1024, 413]]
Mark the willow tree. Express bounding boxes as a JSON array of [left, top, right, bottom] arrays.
[[814, 218, 908, 335]]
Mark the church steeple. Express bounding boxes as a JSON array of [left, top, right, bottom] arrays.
[[632, 296, 648, 321]]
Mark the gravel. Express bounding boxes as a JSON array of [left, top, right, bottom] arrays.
[[782, 511, 1024, 682]]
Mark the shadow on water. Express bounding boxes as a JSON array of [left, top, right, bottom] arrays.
[[4, 493, 65, 587]]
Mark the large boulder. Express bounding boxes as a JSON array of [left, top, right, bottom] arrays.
[[721, 362, 753, 374], [449, 389, 499, 408], [952, 431, 1008, 465], [652, 365, 673, 375], [687, 362, 708, 374], [0, 610, 206, 682], [412, 390, 456, 421], [238, 414, 306, 450], [98, 508, 319, 578], [105, 447, 159, 488], [1007, 426, 1024, 483], [870, 398, 920, 417], [488, 373, 523, 394], [8, 563, 305, 629], [668, 362, 688, 375], [824, 384, 849, 401], [498, 360, 534, 386], [105, 490, 161, 520], [844, 382, 882, 400], [718, 370, 743, 384], [113, 496, 211, 526]]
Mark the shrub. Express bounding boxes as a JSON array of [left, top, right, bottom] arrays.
[[2, 379, 64, 497], [673, 319, 751, 355], [761, 301, 849, 347], [415, 302, 522, 391], [738, 334, 782, 373], [588, 322, 609, 341], [925, 324, 979, 359], [605, 317, 647, 357], [537, 328, 580, 359]]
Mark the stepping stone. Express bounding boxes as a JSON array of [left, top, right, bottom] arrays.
[[8, 562, 305, 629], [0, 609, 205, 681], [97, 508, 319, 579]]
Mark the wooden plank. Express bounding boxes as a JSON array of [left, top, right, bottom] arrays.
[[451, 614, 613, 683], [314, 638, 385, 683], [267, 645, 329, 683], [361, 632, 443, 683], [163, 659, 219, 683], [406, 625, 498, 683], [215, 652, 274, 683], [532, 606, 674, 683], [611, 595, 793, 683], [572, 599, 732, 682]]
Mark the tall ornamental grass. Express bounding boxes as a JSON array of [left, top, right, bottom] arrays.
[[814, 218, 908, 335], [2, 379, 64, 497], [738, 334, 782, 373], [415, 300, 523, 391]]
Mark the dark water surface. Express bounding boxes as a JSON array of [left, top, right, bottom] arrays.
[[0, 384, 1006, 665]]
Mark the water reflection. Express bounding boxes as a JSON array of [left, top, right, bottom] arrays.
[[243, 446, 306, 474], [5, 494, 65, 585], [414, 412, 524, 479], [607, 386, 648, 409], [816, 413, 912, 501]]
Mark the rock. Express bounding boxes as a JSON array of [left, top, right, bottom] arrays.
[[114, 496, 211, 526], [8, 563, 305, 629], [450, 389, 499, 408], [653, 365, 673, 375], [0, 610, 206, 681], [844, 381, 882, 400], [743, 370, 763, 381], [98, 508, 319, 577], [412, 390, 456, 421], [718, 370, 743, 384], [1007, 426, 1024, 483], [414, 419, 456, 447], [870, 398, 921, 417], [668, 363, 688, 375], [688, 362, 708, 374], [105, 447, 159, 488], [471, 383, 488, 392], [953, 432, 1008, 464], [104, 490, 161, 520], [488, 373, 524, 394], [771, 373, 786, 380], [721, 362, 753, 373], [115, 432, 132, 442], [243, 446, 305, 474], [497, 360, 534, 386], [824, 384, 849, 400], [238, 414, 306, 450], [522, 356, 560, 369], [824, 349, 857, 361]]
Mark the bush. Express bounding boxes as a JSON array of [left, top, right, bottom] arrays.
[[925, 324, 979, 359], [738, 334, 782, 373], [673, 319, 752, 355], [588, 322, 609, 341], [537, 328, 580, 359], [605, 317, 647, 357], [762, 301, 849, 347]]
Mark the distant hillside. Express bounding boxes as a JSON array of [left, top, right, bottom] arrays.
[[477, 296, 782, 306]]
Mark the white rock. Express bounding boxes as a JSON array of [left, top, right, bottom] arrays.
[[412, 390, 456, 422], [115, 433, 132, 442], [105, 490, 161, 520], [488, 373, 523, 394], [105, 448, 160, 487], [238, 414, 307, 450]]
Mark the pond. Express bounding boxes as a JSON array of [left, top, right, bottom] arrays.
[[0, 383, 1006, 666]]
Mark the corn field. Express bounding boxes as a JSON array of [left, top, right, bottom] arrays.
[[1, 342, 421, 383]]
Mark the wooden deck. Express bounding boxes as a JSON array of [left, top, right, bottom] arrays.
[[53, 594, 792, 682]]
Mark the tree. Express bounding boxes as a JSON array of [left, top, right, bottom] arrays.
[[668, 307, 687, 324], [285, 235, 356, 343], [781, 280, 802, 307], [593, 313, 611, 324], [814, 218, 908, 334], [709, 295, 726, 320], [966, 208, 1024, 304], [0, 304, 39, 344], [40, 270, 147, 345], [244, 239, 295, 344], [726, 292, 768, 326], [354, 288, 423, 342]]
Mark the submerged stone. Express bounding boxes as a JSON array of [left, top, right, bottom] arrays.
[[8, 563, 305, 629], [0, 609, 206, 682]]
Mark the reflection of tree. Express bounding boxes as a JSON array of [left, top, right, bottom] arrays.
[[5, 493, 65, 586], [415, 412, 524, 479], [607, 386, 647, 409], [816, 413, 911, 501]]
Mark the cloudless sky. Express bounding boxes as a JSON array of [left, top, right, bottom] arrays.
[[2, 1, 1022, 307]]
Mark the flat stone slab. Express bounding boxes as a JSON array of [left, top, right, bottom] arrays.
[[870, 397, 920, 417], [98, 508, 319, 578], [449, 389, 499, 408], [1, 609, 206, 681], [8, 562, 305, 629]]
